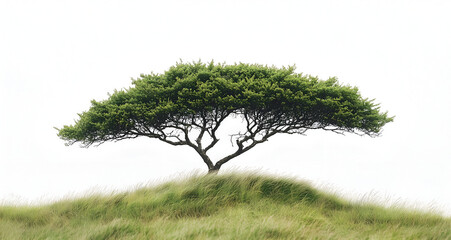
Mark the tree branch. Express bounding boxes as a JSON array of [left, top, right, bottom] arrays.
[[213, 127, 278, 170]]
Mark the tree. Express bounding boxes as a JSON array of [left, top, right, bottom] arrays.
[[57, 61, 393, 173]]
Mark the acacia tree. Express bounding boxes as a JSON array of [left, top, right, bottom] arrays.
[[57, 62, 393, 173]]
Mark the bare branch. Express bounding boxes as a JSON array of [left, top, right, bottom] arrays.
[[214, 127, 278, 170]]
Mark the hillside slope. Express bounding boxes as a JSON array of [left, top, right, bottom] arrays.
[[0, 173, 450, 239]]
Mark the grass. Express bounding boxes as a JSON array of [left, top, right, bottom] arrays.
[[0, 173, 450, 239]]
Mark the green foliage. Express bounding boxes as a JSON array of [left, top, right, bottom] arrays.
[[58, 61, 392, 146], [0, 173, 449, 239]]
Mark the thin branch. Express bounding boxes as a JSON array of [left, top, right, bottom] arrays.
[[214, 127, 278, 170]]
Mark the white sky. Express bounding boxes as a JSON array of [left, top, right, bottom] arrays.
[[1, 0, 451, 215]]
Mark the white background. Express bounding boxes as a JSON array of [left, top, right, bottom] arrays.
[[1, 0, 450, 215]]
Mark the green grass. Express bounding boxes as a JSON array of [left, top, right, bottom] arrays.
[[1, 173, 450, 239]]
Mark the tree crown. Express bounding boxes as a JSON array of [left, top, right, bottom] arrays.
[[57, 61, 393, 171]]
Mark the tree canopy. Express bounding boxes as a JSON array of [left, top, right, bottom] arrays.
[[57, 62, 393, 173]]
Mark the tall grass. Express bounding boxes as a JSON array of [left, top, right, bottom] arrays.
[[0, 173, 450, 239]]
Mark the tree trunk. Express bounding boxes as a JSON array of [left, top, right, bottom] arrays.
[[207, 166, 220, 175]]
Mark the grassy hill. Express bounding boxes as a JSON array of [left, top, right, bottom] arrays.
[[0, 173, 450, 239]]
